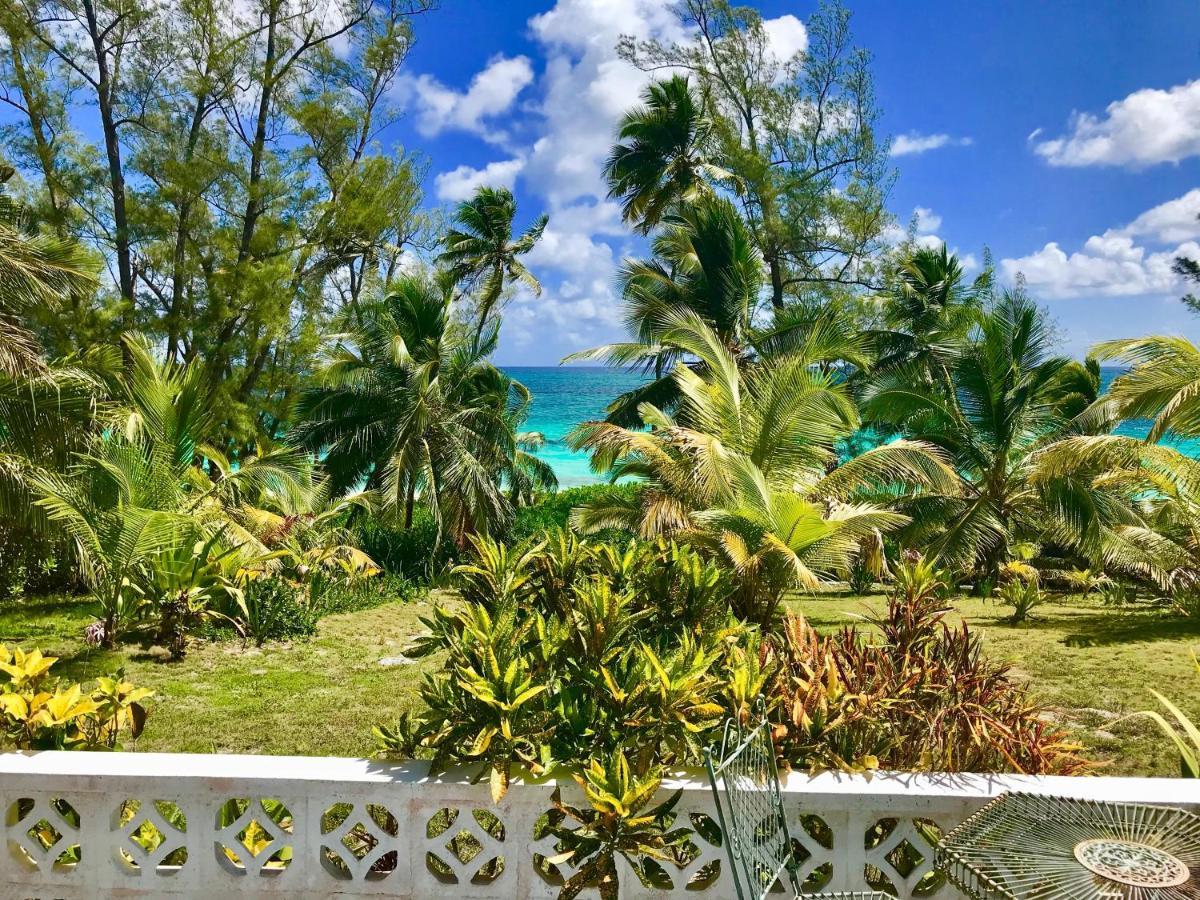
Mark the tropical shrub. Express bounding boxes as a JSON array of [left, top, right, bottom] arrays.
[[376, 531, 753, 800], [998, 579, 1042, 625], [570, 309, 957, 623], [352, 507, 456, 580], [768, 559, 1088, 774], [236, 576, 319, 645], [545, 752, 687, 899], [508, 484, 640, 543], [0, 646, 150, 750], [846, 559, 877, 596]]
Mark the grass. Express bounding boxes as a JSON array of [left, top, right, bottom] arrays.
[[0, 593, 444, 757], [792, 591, 1200, 778], [1, 589, 1197, 776]]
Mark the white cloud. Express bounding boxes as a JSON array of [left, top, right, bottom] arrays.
[[1001, 190, 1200, 298], [891, 132, 973, 157], [763, 14, 808, 61], [914, 206, 942, 233], [434, 157, 526, 202], [1116, 189, 1200, 244], [395, 54, 534, 144], [1032, 79, 1200, 167]]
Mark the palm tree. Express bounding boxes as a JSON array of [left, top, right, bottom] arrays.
[[292, 275, 551, 544], [570, 310, 957, 621], [32, 336, 302, 644], [569, 195, 870, 426], [1033, 435, 1200, 590], [602, 74, 728, 234], [863, 291, 1120, 577], [869, 244, 990, 389], [0, 186, 96, 376], [1092, 336, 1200, 442], [438, 186, 547, 341], [235, 457, 380, 578]]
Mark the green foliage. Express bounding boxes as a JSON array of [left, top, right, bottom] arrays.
[[352, 506, 456, 580], [617, 1, 890, 308], [846, 559, 876, 596], [864, 290, 1128, 578], [570, 310, 955, 622], [508, 485, 639, 543], [546, 753, 688, 899], [0, 645, 150, 750], [998, 579, 1043, 625], [292, 275, 553, 545], [376, 531, 749, 799], [236, 577, 318, 646]]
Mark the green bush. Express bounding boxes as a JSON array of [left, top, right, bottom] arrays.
[[507, 484, 640, 542], [0, 525, 75, 600], [375, 529, 757, 799], [352, 507, 456, 580], [238, 577, 319, 645], [309, 572, 418, 616]]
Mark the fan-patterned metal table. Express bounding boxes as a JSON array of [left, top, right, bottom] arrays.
[[936, 792, 1200, 899]]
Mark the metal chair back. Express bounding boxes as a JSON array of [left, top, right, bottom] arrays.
[[704, 708, 801, 900]]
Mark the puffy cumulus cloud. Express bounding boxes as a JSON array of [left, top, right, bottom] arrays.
[[394, 55, 534, 144], [1001, 190, 1200, 299], [891, 132, 973, 157], [1032, 79, 1200, 168], [434, 157, 525, 202], [763, 14, 808, 62], [1116, 189, 1200, 244]]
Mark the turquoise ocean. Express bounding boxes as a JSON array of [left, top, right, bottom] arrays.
[[505, 366, 1200, 487]]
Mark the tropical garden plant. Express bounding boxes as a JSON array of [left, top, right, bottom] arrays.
[[570, 308, 957, 621], [0, 645, 150, 750], [863, 290, 1130, 580]]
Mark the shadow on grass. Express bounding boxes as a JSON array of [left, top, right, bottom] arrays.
[[1061, 611, 1200, 647], [0, 595, 96, 620]]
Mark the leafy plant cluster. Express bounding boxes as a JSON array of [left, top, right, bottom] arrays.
[[768, 556, 1089, 775], [376, 530, 763, 799], [0, 645, 150, 750]]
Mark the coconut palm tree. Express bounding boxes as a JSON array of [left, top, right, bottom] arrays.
[[292, 275, 551, 544], [438, 186, 547, 341], [570, 310, 957, 621], [1031, 434, 1200, 590], [602, 74, 729, 234], [869, 244, 990, 389], [0, 185, 96, 376], [1092, 336, 1200, 442], [569, 195, 870, 426], [864, 291, 1121, 577]]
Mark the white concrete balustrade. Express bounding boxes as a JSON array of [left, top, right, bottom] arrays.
[[1, 751, 1198, 899]]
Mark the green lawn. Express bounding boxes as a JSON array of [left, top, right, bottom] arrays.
[[791, 592, 1200, 777], [0, 594, 444, 757], [1, 590, 1197, 776]]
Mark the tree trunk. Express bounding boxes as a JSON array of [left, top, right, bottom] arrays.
[[82, 0, 134, 311]]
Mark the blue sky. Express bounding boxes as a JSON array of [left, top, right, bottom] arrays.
[[381, 0, 1200, 365]]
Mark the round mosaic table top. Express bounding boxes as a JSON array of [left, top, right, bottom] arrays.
[[936, 792, 1200, 899]]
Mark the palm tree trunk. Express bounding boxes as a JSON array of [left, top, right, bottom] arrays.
[[404, 477, 415, 529]]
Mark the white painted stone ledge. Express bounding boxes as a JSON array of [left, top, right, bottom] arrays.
[[0, 751, 1195, 899]]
